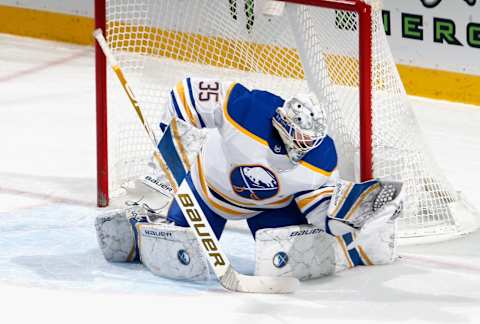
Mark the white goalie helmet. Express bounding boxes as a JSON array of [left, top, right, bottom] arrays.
[[272, 93, 328, 163]]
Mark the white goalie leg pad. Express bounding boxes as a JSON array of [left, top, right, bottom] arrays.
[[138, 222, 210, 281], [254, 225, 337, 281], [352, 181, 403, 264], [95, 208, 137, 262], [356, 220, 397, 265]]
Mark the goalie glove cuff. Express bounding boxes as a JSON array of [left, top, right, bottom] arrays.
[[325, 217, 359, 237]]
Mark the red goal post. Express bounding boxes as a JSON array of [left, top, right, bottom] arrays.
[[95, 0, 108, 207]]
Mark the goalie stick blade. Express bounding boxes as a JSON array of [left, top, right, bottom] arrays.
[[220, 266, 300, 294]]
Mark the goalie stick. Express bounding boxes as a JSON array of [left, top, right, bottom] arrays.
[[94, 29, 299, 293]]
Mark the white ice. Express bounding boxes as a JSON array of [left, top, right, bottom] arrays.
[[0, 34, 479, 324]]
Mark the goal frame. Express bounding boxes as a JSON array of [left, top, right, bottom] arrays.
[[96, 0, 108, 207], [94, 0, 374, 207]]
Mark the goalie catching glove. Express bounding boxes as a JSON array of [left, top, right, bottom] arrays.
[[321, 179, 404, 237]]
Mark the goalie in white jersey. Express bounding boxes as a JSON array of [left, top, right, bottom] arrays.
[[162, 78, 402, 272], [164, 78, 337, 237], [96, 77, 404, 281]]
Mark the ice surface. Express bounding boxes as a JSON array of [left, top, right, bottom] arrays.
[[0, 34, 479, 324]]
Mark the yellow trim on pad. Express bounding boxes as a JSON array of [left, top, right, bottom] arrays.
[[336, 237, 353, 268], [357, 245, 374, 266], [170, 118, 191, 171], [331, 183, 353, 217], [153, 151, 177, 192], [344, 183, 380, 221]]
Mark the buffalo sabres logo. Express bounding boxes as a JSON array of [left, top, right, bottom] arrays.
[[230, 165, 279, 200]]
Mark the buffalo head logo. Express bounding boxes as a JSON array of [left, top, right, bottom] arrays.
[[230, 165, 279, 200]]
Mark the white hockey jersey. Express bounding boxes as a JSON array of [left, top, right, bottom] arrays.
[[166, 78, 338, 220]]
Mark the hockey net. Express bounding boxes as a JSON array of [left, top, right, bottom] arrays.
[[96, 0, 479, 244]]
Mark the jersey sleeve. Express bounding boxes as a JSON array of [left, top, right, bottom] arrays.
[[168, 77, 231, 129], [293, 170, 339, 226]]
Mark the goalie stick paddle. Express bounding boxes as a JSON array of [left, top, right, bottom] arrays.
[[175, 177, 299, 293], [94, 29, 299, 293]]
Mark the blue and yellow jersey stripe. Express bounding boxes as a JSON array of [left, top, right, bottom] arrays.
[[208, 180, 293, 210], [170, 78, 207, 129], [295, 187, 334, 214], [186, 78, 206, 128], [299, 160, 335, 177], [223, 83, 269, 146], [170, 90, 185, 122]]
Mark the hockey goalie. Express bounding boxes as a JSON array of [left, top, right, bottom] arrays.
[[96, 78, 404, 282]]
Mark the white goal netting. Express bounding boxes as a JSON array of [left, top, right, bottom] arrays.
[[103, 0, 478, 243]]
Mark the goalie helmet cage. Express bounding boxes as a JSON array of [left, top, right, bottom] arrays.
[[95, 0, 479, 244]]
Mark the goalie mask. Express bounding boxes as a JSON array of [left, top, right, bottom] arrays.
[[272, 94, 328, 163]]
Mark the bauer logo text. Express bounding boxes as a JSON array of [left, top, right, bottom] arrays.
[[177, 193, 225, 267]]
